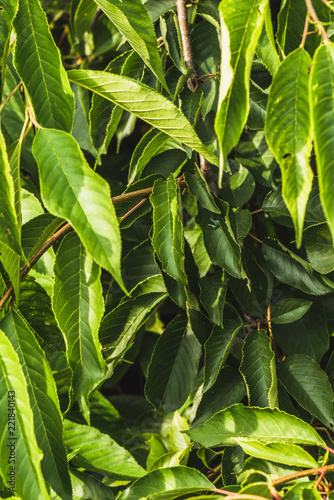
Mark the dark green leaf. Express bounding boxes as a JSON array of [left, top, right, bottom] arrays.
[[271, 299, 312, 324]]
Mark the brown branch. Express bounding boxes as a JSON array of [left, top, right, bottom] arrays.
[[176, 0, 196, 91], [0, 181, 187, 312], [272, 464, 334, 486], [0, 82, 22, 112]]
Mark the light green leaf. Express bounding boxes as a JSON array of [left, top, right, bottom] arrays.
[[13, 0, 74, 131], [204, 320, 242, 392], [68, 69, 219, 166], [255, 3, 280, 75], [199, 270, 228, 326], [93, 0, 167, 90], [240, 329, 278, 408], [262, 238, 332, 295], [187, 403, 325, 447], [147, 436, 167, 471], [304, 224, 334, 274], [117, 466, 214, 500], [0, 329, 51, 499], [150, 177, 187, 285], [53, 232, 107, 422], [160, 12, 186, 75], [145, 315, 202, 412], [237, 441, 318, 469], [169, 411, 191, 451], [311, 43, 334, 242], [144, 0, 176, 22], [73, 0, 96, 41], [196, 205, 242, 278], [70, 468, 115, 499], [215, 0, 267, 185], [271, 299, 312, 324], [32, 128, 125, 291], [265, 48, 313, 247], [0, 310, 72, 499], [277, 354, 334, 429], [63, 419, 145, 480], [0, 0, 17, 99]]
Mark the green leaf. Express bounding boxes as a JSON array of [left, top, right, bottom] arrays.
[[229, 209, 252, 241], [277, 354, 334, 429], [237, 441, 317, 469], [73, 0, 96, 41], [70, 468, 115, 499], [255, 4, 280, 75], [194, 367, 246, 425], [0, 0, 17, 99], [187, 403, 325, 447], [265, 48, 313, 247], [68, 69, 219, 166], [304, 224, 334, 274], [63, 419, 145, 480], [240, 330, 278, 408], [273, 301, 328, 363], [199, 270, 228, 326], [150, 177, 187, 285], [204, 320, 242, 392], [0, 328, 51, 499], [271, 299, 312, 324], [117, 466, 214, 500], [32, 128, 125, 291], [160, 12, 186, 75], [144, 0, 176, 22], [184, 164, 220, 213], [0, 310, 72, 499], [145, 315, 202, 412], [13, 0, 74, 131], [215, 0, 267, 185], [53, 232, 107, 422], [196, 205, 242, 278], [92, 0, 167, 90], [311, 43, 334, 242], [262, 238, 332, 295]]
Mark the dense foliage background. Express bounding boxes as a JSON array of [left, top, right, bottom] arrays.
[[1, 0, 334, 498]]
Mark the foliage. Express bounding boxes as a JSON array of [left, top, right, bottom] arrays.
[[1, 0, 334, 499]]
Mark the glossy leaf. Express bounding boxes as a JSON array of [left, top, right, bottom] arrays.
[[0, 310, 71, 499], [68, 69, 219, 166], [32, 128, 125, 291], [238, 441, 317, 468], [215, 0, 267, 184], [196, 206, 242, 278], [204, 320, 242, 392], [150, 177, 187, 285], [199, 270, 228, 326], [240, 329, 278, 408], [271, 299, 312, 325], [311, 43, 334, 242], [262, 238, 332, 295], [277, 354, 334, 429], [0, 328, 50, 499], [145, 315, 202, 412], [93, 0, 167, 90], [53, 232, 106, 422], [265, 48, 313, 247], [63, 419, 145, 480], [13, 0, 74, 131], [187, 403, 325, 447], [117, 466, 214, 500], [184, 164, 220, 213]]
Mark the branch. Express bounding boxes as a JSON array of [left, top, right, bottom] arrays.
[[272, 463, 334, 486], [176, 0, 196, 90], [304, 0, 330, 43], [0, 181, 186, 312]]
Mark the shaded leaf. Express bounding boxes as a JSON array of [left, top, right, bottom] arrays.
[[304, 224, 334, 274], [240, 329, 278, 408], [199, 270, 228, 326], [145, 315, 202, 412], [277, 354, 334, 429]]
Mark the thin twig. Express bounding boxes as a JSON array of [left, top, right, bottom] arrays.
[[272, 464, 334, 486], [119, 198, 147, 223], [301, 15, 309, 47], [0, 82, 22, 112], [304, 0, 331, 43], [214, 492, 271, 500]]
